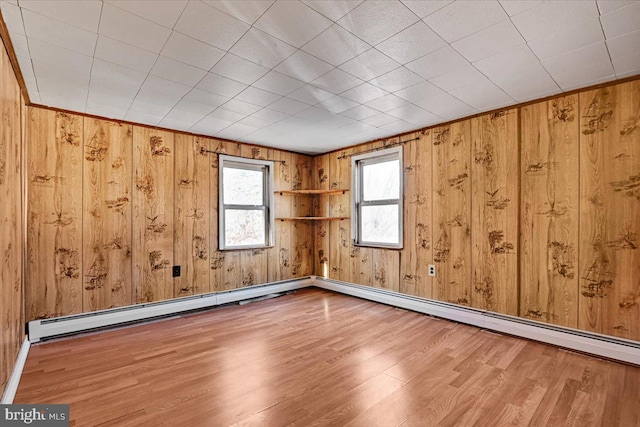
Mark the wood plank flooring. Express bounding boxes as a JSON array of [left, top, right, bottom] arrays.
[[15, 289, 640, 426]]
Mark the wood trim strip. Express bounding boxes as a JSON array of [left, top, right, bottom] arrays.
[[0, 9, 30, 105]]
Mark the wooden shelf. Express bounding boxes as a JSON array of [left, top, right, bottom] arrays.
[[275, 189, 348, 196], [276, 217, 349, 221]]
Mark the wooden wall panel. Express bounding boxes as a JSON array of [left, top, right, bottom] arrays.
[[174, 135, 210, 297], [327, 148, 351, 281], [292, 154, 313, 276], [372, 249, 399, 292], [271, 150, 293, 282], [0, 46, 23, 390], [27, 109, 83, 319], [400, 130, 433, 298], [132, 127, 174, 303], [313, 154, 330, 277], [520, 95, 579, 327], [82, 118, 132, 311], [471, 109, 519, 315], [432, 121, 472, 306], [579, 81, 640, 341]]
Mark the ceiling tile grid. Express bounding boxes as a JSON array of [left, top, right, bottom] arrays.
[[1, 0, 638, 153]]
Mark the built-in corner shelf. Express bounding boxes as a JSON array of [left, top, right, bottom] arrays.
[[276, 216, 349, 221], [275, 189, 348, 196]]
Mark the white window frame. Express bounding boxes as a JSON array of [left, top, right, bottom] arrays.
[[219, 155, 275, 250], [351, 146, 403, 249]]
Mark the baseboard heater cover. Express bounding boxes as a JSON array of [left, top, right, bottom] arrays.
[[314, 278, 640, 366], [28, 277, 313, 342], [1, 338, 30, 404]]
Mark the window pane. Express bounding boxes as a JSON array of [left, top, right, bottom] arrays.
[[223, 167, 264, 205], [361, 205, 399, 244], [225, 209, 265, 247], [362, 159, 399, 201]]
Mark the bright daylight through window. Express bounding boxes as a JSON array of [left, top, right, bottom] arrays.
[[352, 146, 403, 249], [219, 155, 274, 250]]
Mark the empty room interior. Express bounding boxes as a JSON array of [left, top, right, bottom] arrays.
[[0, 0, 639, 425]]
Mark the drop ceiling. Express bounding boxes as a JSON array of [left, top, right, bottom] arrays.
[[2, 0, 639, 154]]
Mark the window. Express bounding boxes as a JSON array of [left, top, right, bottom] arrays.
[[352, 146, 403, 249], [219, 155, 274, 250]]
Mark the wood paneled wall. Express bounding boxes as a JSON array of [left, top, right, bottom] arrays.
[[316, 79, 640, 342], [0, 39, 24, 393], [26, 108, 313, 321]]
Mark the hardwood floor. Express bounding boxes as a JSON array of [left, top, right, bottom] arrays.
[[15, 289, 640, 426]]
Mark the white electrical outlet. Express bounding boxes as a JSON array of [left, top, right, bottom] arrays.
[[428, 264, 436, 277]]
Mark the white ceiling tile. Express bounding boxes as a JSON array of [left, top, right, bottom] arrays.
[[448, 78, 513, 110], [612, 50, 640, 77], [499, 0, 544, 17], [89, 77, 142, 102], [28, 38, 93, 76], [317, 114, 357, 130], [136, 75, 192, 104], [235, 87, 281, 107], [254, 1, 333, 48], [337, 0, 419, 45], [37, 76, 88, 99], [211, 53, 270, 85], [316, 95, 359, 113], [269, 97, 311, 115], [339, 48, 401, 80], [597, 0, 636, 14], [230, 27, 297, 68], [222, 99, 263, 115], [85, 102, 127, 120], [340, 82, 387, 104], [387, 103, 436, 125], [22, 9, 97, 55], [428, 63, 486, 91], [550, 59, 615, 90], [336, 121, 378, 135], [253, 71, 305, 96], [129, 98, 173, 117], [172, 98, 217, 116], [600, 1, 640, 39], [527, 18, 604, 60], [20, 0, 102, 32], [370, 67, 424, 92], [95, 35, 158, 73], [341, 104, 378, 120], [413, 93, 474, 119], [99, 3, 171, 53], [302, 1, 363, 21], [405, 46, 469, 80], [237, 115, 273, 129], [275, 50, 334, 83], [362, 112, 401, 126], [452, 20, 525, 62], [191, 114, 234, 134], [400, 1, 453, 19], [162, 108, 207, 127], [205, 0, 275, 25], [607, 30, 640, 59], [474, 44, 560, 101], [311, 68, 363, 93], [295, 106, 334, 121], [511, 1, 598, 41], [197, 73, 248, 98], [424, 1, 507, 43], [161, 32, 225, 71], [32, 59, 89, 90], [251, 108, 290, 124], [208, 107, 246, 123], [302, 24, 370, 66], [382, 119, 416, 133], [16, 54, 34, 79], [39, 92, 86, 111], [541, 42, 610, 76], [88, 84, 136, 109], [150, 56, 208, 86], [184, 88, 230, 109], [175, 1, 250, 50], [125, 110, 163, 126], [106, 1, 187, 28], [287, 85, 335, 104], [10, 33, 29, 58], [394, 80, 445, 104], [217, 123, 258, 139], [376, 21, 446, 64], [158, 117, 195, 132], [1, 2, 24, 35], [365, 93, 408, 112]]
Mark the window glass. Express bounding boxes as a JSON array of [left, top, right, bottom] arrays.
[[361, 205, 399, 244], [223, 167, 264, 205], [224, 209, 266, 247], [362, 159, 399, 201]]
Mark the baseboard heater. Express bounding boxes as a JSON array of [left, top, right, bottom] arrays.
[[28, 277, 313, 342], [314, 277, 640, 366]]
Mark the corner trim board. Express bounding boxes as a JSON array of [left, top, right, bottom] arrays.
[[1, 338, 31, 404]]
